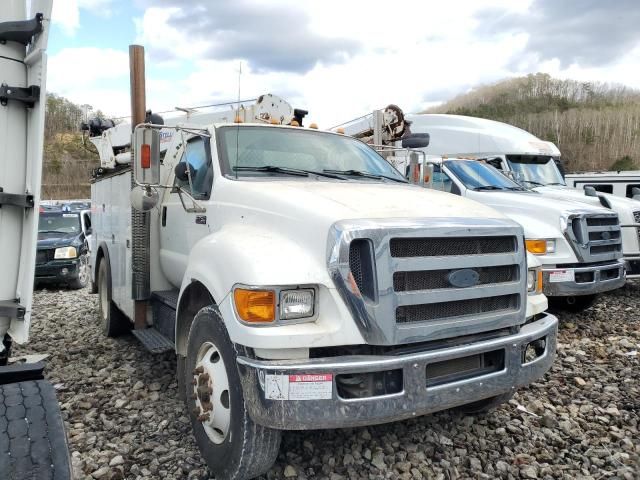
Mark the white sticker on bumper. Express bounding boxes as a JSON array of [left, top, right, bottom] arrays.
[[264, 374, 333, 400], [548, 269, 575, 283]]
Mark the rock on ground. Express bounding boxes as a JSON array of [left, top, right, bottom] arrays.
[[15, 281, 640, 479]]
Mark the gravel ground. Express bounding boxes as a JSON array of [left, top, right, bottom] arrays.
[[15, 282, 640, 480]]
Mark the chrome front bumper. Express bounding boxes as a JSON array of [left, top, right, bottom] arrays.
[[236, 313, 558, 430], [623, 254, 640, 279], [542, 260, 626, 296]]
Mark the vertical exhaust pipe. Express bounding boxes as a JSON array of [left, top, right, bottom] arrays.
[[129, 45, 150, 328]]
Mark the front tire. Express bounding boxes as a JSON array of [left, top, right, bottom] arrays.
[[68, 253, 89, 289], [97, 258, 129, 337], [184, 306, 281, 480]]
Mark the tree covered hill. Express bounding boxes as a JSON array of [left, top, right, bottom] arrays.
[[425, 73, 640, 172], [42, 94, 100, 199]]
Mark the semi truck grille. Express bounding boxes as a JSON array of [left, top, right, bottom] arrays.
[[569, 214, 622, 262], [393, 265, 518, 292], [330, 218, 527, 345], [390, 236, 515, 257], [396, 294, 519, 323]]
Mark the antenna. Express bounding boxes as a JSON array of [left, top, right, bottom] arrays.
[[235, 61, 242, 179]]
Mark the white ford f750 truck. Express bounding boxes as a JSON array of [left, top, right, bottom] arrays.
[[0, 1, 71, 478], [406, 114, 640, 280], [339, 108, 627, 312], [89, 91, 557, 479]]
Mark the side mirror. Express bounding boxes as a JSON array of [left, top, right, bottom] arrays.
[[133, 127, 160, 185], [401, 133, 430, 149], [584, 186, 597, 197], [632, 187, 640, 200], [174, 162, 189, 182]]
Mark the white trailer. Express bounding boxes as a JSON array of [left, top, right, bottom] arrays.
[[563, 170, 640, 200], [0, 1, 71, 478], [89, 82, 557, 478]]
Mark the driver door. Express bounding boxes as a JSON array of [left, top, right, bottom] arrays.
[[159, 136, 214, 288]]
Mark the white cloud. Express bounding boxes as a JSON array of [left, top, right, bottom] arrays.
[[51, 0, 640, 126], [51, 0, 114, 36]]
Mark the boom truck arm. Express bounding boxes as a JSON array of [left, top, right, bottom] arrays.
[[0, 2, 72, 478]]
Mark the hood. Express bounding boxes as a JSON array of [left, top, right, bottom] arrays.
[[465, 189, 612, 239], [534, 185, 640, 215], [218, 178, 507, 223], [37, 231, 82, 249]]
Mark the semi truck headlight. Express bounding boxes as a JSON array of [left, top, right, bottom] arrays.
[[527, 268, 543, 294], [54, 246, 78, 259], [234, 289, 276, 323], [526, 239, 555, 254], [280, 289, 315, 320]]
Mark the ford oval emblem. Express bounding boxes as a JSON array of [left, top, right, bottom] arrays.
[[601, 231, 611, 240], [448, 269, 480, 288]]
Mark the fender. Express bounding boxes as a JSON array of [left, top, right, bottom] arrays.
[[94, 241, 112, 285], [174, 224, 365, 353]]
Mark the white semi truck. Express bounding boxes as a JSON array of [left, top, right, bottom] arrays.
[[89, 89, 557, 478], [339, 109, 627, 311], [0, 1, 72, 478], [405, 114, 640, 280]]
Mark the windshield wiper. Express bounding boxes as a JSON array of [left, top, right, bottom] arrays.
[[323, 169, 407, 183], [473, 185, 506, 191], [520, 179, 545, 187], [233, 165, 344, 179]]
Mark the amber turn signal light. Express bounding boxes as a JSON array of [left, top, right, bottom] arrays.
[[526, 239, 547, 254], [234, 289, 276, 323]]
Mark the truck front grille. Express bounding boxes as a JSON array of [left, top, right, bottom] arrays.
[[393, 265, 518, 292], [36, 249, 54, 264], [569, 213, 622, 262], [330, 218, 527, 346], [390, 236, 515, 257], [396, 294, 519, 323]]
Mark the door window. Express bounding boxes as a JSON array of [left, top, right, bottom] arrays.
[[583, 184, 613, 194], [176, 137, 213, 199], [431, 165, 459, 194], [625, 184, 640, 198]]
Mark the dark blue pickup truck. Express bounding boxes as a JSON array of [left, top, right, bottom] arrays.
[[36, 208, 91, 289]]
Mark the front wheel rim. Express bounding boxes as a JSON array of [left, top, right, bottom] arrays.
[[192, 341, 231, 444], [78, 255, 89, 285]]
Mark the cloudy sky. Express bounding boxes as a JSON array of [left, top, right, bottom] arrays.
[[48, 0, 640, 127]]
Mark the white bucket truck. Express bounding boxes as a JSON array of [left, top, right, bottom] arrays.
[[405, 114, 640, 280], [88, 90, 557, 478], [0, 1, 72, 478], [339, 109, 627, 312]]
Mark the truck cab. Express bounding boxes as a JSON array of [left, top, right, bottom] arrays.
[[424, 156, 626, 310], [89, 95, 557, 480], [407, 113, 640, 280]]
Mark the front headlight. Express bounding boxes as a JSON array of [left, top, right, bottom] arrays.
[[233, 286, 316, 325], [527, 267, 543, 294], [280, 289, 315, 320], [526, 239, 556, 254], [54, 246, 78, 259]]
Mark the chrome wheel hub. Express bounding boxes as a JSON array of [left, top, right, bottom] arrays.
[[192, 342, 230, 444]]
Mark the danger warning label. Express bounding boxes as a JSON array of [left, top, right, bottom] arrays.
[[265, 373, 333, 400]]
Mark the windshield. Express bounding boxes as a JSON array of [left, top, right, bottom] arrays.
[[38, 213, 81, 233], [506, 155, 565, 186], [217, 126, 406, 182], [444, 160, 523, 190]]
